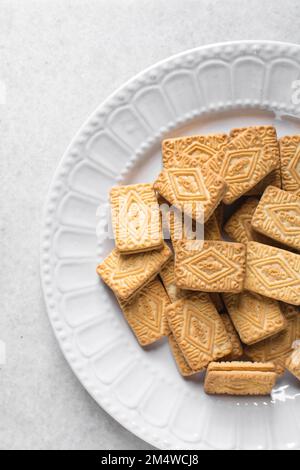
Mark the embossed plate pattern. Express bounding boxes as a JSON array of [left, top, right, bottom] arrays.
[[41, 41, 300, 450]]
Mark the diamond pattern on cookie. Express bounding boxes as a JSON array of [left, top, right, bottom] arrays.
[[119, 277, 170, 346], [175, 240, 246, 293], [230, 126, 281, 196], [168, 169, 209, 201], [223, 291, 286, 345], [251, 186, 300, 251], [280, 135, 300, 196], [208, 126, 279, 204], [185, 249, 236, 283], [154, 166, 226, 222], [245, 242, 300, 305], [110, 183, 163, 254], [166, 293, 232, 370]]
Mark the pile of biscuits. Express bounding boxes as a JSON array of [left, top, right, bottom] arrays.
[[97, 126, 300, 396]]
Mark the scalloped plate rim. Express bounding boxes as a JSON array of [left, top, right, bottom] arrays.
[[40, 40, 300, 451]]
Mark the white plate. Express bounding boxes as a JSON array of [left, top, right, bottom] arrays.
[[41, 41, 300, 450]]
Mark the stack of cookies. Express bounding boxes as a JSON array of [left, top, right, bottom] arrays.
[[97, 126, 300, 396]]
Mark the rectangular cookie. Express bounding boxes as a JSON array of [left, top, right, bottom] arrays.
[[96, 242, 172, 302], [160, 258, 225, 313], [166, 293, 232, 370], [221, 314, 244, 360], [251, 186, 300, 251], [204, 362, 277, 396], [207, 126, 279, 204], [223, 291, 286, 345], [162, 134, 229, 168], [168, 333, 197, 377], [279, 135, 300, 197], [160, 254, 224, 311], [224, 197, 268, 244], [119, 277, 170, 346], [245, 242, 300, 306], [175, 240, 246, 293], [245, 304, 300, 374], [110, 183, 163, 254], [286, 344, 300, 381], [230, 126, 281, 195], [159, 257, 185, 303], [153, 166, 227, 222]]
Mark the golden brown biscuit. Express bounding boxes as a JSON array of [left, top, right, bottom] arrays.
[[153, 166, 227, 222], [96, 243, 172, 302], [279, 135, 300, 197], [159, 257, 185, 303], [162, 134, 229, 168], [110, 183, 163, 254], [245, 304, 300, 374], [204, 362, 277, 396], [223, 291, 286, 345], [175, 240, 246, 293], [224, 197, 267, 244], [251, 186, 300, 251], [168, 334, 198, 377], [245, 242, 300, 305], [119, 277, 170, 346], [208, 126, 279, 204], [221, 314, 244, 360], [230, 126, 281, 195], [286, 343, 300, 381], [166, 294, 232, 370]]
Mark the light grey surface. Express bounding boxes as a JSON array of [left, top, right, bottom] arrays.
[[1, 0, 300, 451]]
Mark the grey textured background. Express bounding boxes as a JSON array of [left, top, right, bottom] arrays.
[[1, 0, 300, 450]]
